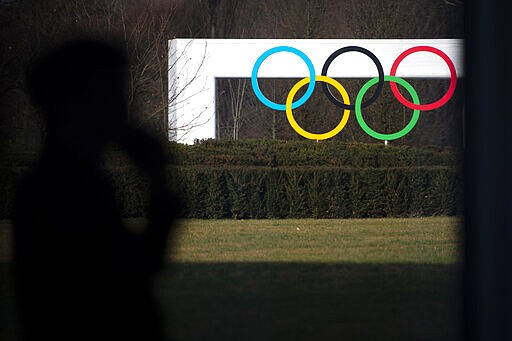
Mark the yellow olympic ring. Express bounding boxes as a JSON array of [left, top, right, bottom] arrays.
[[286, 75, 350, 141]]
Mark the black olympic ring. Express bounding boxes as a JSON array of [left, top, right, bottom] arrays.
[[321, 46, 385, 110]]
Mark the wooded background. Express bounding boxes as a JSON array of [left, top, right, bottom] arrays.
[[0, 0, 464, 151]]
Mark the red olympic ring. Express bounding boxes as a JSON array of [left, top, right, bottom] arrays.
[[389, 46, 457, 111]]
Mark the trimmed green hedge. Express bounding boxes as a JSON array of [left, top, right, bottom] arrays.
[[0, 165, 462, 219], [168, 166, 463, 219], [2, 139, 459, 168], [101, 165, 463, 219], [0, 140, 463, 219], [167, 139, 460, 168]]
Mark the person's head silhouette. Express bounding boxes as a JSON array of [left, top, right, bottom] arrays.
[[26, 39, 129, 152]]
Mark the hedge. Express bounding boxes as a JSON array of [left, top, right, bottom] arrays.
[[2, 138, 460, 168], [0, 139, 463, 219], [0, 165, 462, 219], [166, 139, 460, 168], [1, 139, 459, 169], [170, 166, 463, 219]]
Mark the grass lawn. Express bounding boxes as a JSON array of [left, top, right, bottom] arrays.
[[166, 216, 460, 264], [1, 217, 461, 340]]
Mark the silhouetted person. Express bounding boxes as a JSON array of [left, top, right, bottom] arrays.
[[12, 39, 177, 341]]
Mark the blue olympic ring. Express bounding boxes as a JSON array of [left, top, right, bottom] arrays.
[[251, 46, 316, 111]]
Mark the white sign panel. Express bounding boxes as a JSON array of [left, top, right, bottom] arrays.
[[168, 38, 464, 144]]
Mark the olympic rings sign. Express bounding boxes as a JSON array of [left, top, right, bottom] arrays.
[[251, 45, 457, 141]]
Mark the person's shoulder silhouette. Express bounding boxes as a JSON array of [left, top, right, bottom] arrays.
[[13, 38, 177, 341]]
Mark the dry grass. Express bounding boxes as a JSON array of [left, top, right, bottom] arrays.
[[165, 216, 461, 264]]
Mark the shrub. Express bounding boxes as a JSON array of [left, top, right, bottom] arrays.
[[0, 140, 462, 219]]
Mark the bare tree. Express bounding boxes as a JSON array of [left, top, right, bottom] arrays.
[[168, 40, 213, 142], [195, 0, 263, 140], [0, 0, 205, 147], [226, 79, 248, 140]]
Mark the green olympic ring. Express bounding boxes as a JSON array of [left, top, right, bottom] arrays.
[[355, 76, 420, 141]]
